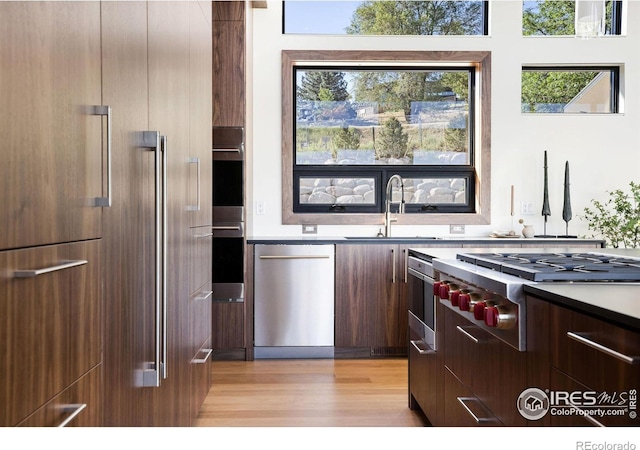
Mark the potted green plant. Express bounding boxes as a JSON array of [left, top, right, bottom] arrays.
[[582, 181, 640, 248]]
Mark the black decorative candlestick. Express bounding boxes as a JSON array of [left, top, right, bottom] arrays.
[[536, 150, 556, 237], [561, 160, 577, 237]]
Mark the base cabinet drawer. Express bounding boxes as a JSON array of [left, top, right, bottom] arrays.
[[443, 306, 527, 426], [443, 366, 501, 427], [190, 338, 212, 422], [17, 365, 102, 427], [0, 240, 101, 426], [551, 304, 640, 395]]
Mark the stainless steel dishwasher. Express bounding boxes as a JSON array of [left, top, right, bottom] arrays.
[[254, 244, 335, 359]]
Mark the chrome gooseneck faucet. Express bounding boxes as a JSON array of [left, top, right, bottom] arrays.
[[384, 174, 405, 237]]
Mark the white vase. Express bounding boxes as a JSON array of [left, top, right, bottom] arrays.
[[522, 225, 535, 238]]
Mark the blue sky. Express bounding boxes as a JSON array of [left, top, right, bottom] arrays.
[[284, 1, 360, 34]]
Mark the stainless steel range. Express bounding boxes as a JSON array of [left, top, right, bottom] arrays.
[[430, 250, 640, 352]]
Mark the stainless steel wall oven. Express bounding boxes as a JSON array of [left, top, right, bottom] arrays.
[[212, 127, 244, 302]]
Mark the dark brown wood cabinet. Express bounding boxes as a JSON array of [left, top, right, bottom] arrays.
[[0, 2, 105, 427], [101, 0, 213, 427], [335, 243, 410, 354], [0, 1, 103, 252], [534, 296, 640, 427], [212, 1, 245, 127], [441, 305, 527, 426]]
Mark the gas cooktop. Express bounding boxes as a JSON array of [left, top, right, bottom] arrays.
[[456, 252, 640, 282]]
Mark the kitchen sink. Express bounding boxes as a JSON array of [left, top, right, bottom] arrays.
[[344, 236, 440, 240]]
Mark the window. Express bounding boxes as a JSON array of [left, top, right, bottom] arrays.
[[283, 1, 489, 36], [522, 0, 623, 37], [521, 66, 620, 113], [282, 50, 492, 226]]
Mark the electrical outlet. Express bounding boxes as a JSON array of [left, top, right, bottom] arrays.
[[302, 224, 317, 234], [521, 202, 534, 215], [450, 224, 465, 234], [256, 200, 265, 215]]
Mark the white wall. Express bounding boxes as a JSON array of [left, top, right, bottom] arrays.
[[247, 0, 640, 239]]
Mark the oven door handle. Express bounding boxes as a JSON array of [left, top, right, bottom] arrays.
[[410, 339, 435, 355]]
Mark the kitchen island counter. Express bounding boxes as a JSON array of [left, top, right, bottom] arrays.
[[524, 282, 640, 332]]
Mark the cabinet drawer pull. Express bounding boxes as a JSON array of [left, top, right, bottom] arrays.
[[194, 232, 214, 238], [567, 332, 640, 366], [192, 348, 213, 364], [410, 339, 435, 355], [14, 260, 88, 278], [456, 325, 481, 344], [57, 403, 87, 427], [456, 397, 496, 424]]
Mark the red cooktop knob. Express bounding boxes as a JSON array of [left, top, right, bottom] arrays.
[[484, 306, 499, 327], [433, 281, 442, 296], [439, 283, 450, 300], [458, 293, 471, 311], [473, 301, 487, 321], [450, 289, 461, 307]]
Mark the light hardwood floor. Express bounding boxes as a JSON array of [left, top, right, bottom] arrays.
[[194, 358, 429, 427]]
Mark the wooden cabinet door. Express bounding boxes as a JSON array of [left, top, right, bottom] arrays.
[[335, 244, 396, 348], [0, 2, 102, 250], [212, 9, 245, 127], [100, 1, 156, 427], [148, 0, 192, 427], [212, 302, 245, 349], [189, 0, 213, 228]]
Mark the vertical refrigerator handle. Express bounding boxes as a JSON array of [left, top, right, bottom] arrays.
[[140, 131, 168, 387], [161, 135, 168, 380], [90, 105, 112, 207]]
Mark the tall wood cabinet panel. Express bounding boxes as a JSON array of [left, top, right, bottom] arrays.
[[100, 0, 155, 427], [101, 0, 212, 426], [0, 1, 104, 427], [212, 1, 245, 127], [189, 0, 214, 229], [0, 1, 103, 251]]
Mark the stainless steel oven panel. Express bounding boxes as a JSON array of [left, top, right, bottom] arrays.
[[212, 282, 244, 302], [212, 206, 244, 224], [408, 263, 437, 350], [213, 126, 244, 161], [409, 311, 436, 352], [211, 221, 244, 238], [408, 256, 435, 278]]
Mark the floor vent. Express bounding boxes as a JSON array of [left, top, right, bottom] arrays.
[[370, 347, 407, 357]]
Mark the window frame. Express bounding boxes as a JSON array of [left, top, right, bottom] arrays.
[[282, 0, 490, 36], [521, 65, 621, 114], [281, 50, 492, 226]]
